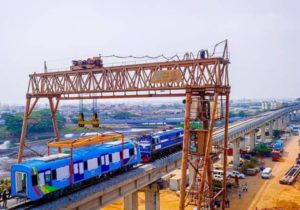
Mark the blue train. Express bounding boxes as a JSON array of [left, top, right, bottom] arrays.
[[10, 128, 184, 201], [11, 140, 140, 201], [138, 128, 184, 162]]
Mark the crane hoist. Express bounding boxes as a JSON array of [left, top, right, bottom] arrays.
[[78, 98, 100, 128]]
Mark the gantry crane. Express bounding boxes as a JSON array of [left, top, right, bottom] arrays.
[[18, 40, 230, 209]]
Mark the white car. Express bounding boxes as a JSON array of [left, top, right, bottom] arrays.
[[213, 174, 224, 181], [227, 171, 246, 179], [261, 167, 272, 179]]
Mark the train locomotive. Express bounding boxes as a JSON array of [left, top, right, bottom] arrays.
[[11, 140, 140, 201], [138, 128, 184, 163]]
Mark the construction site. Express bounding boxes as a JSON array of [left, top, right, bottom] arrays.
[[0, 1, 300, 210]]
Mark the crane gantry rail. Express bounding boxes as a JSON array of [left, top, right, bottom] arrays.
[[18, 40, 230, 210]]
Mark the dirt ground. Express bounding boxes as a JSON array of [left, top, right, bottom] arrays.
[[229, 135, 300, 210], [103, 190, 194, 210], [103, 134, 300, 210]]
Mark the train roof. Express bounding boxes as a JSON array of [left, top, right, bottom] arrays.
[[152, 128, 183, 135], [16, 140, 135, 169]]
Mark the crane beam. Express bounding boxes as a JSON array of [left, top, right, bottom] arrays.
[[28, 58, 229, 99]]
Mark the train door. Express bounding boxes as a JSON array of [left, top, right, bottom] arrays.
[[73, 161, 84, 182], [44, 170, 51, 185], [15, 172, 27, 196], [100, 154, 109, 173]]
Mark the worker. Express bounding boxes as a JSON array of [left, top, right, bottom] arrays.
[[0, 191, 2, 207], [2, 190, 7, 208], [238, 190, 242, 199], [235, 175, 239, 186], [225, 197, 230, 208], [245, 182, 248, 192]]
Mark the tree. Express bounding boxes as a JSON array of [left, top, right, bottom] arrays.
[[3, 109, 66, 136], [237, 111, 246, 117], [112, 112, 137, 120]]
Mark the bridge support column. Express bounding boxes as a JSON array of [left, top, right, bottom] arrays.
[[249, 131, 256, 151], [145, 183, 160, 210], [240, 135, 246, 150], [278, 117, 283, 130], [261, 125, 266, 142], [233, 138, 240, 167], [124, 191, 138, 210], [274, 119, 279, 130], [285, 114, 290, 126], [268, 121, 273, 138]]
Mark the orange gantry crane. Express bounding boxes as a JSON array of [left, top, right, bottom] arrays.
[[18, 40, 230, 209]]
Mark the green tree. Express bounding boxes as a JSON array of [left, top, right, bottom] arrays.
[[3, 109, 66, 136], [113, 112, 137, 120]]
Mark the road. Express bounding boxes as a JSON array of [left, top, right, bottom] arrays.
[[228, 133, 300, 210]]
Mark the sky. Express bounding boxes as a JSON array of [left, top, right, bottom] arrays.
[[0, 0, 299, 105]]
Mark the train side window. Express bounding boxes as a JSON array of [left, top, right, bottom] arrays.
[[109, 154, 112, 163], [87, 158, 98, 170], [32, 175, 38, 186], [84, 161, 88, 170], [120, 151, 123, 159], [129, 148, 134, 156], [97, 157, 101, 165], [52, 170, 57, 180]]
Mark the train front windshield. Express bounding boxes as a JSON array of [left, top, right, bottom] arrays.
[[15, 171, 28, 196], [140, 135, 152, 142]]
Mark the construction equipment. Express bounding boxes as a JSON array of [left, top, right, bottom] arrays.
[[18, 40, 230, 210], [71, 56, 103, 71], [78, 98, 100, 128], [280, 153, 300, 184]]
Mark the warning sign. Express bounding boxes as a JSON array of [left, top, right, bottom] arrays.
[[150, 70, 183, 83]]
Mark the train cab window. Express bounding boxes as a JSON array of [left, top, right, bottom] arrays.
[[16, 172, 27, 195], [31, 175, 38, 186]]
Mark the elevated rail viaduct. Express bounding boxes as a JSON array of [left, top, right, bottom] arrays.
[[12, 105, 299, 210]]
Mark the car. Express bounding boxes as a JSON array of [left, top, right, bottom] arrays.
[[213, 174, 224, 181], [261, 167, 272, 179], [227, 170, 245, 179]]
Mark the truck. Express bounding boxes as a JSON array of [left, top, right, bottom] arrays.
[[273, 139, 284, 152], [290, 124, 299, 136], [271, 150, 281, 161]]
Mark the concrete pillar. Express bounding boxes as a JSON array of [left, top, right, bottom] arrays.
[[249, 130, 256, 151], [278, 117, 283, 130], [274, 119, 279, 130], [240, 135, 246, 150], [124, 191, 138, 210], [261, 125, 266, 142], [268, 121, 273, 137], [287, 114, 290, 124], [145, 184, 160, 210], [220, 152, 224, 166], [233, 138, 240, 167]]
